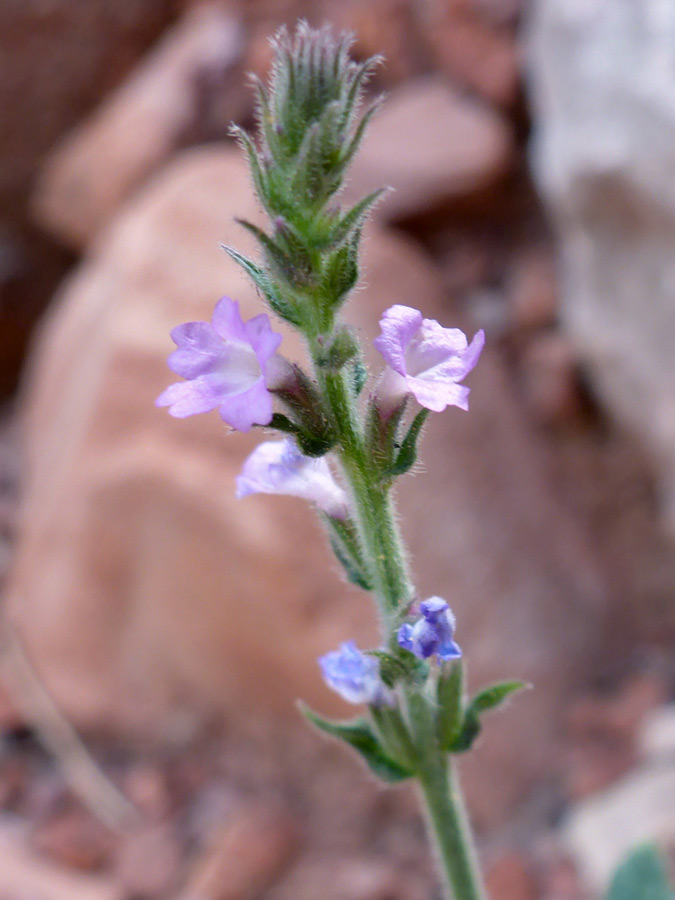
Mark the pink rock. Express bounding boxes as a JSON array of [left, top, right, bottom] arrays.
[[428, 11, 520, 107], [179, 803, 300, 900], [485, 850, 538, 900], [0, 823, 121, 900], [31, 4, 243, 251], [347, 77, 514, 222], [506, 248, 559, 331], [9, 146, 609, 827], [115, 821, 183, 898], [518, 332, 582, 425], [0, 0, 175, 220]]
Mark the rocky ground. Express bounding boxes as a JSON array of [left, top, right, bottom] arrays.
[[0, 1, 673, 899]]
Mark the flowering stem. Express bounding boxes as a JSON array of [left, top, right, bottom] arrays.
[[418, 755, 486, 900], [313, 351, 485, 900], [314, 359, 412, 618]]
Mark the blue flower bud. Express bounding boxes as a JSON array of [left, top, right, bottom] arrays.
[[398, 598, 462, 662]]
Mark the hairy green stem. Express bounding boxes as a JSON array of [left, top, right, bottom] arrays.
[[418, 757, 486, 900], [315, 361, 412, 618], [313, 348, 485, 900]]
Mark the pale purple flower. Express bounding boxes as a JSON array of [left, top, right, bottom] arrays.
[[398, 597, 462, 662], [236, 438, 349, 519], [319, 641, 392, 706], [373, 304, 484, 414], [156, 296, 282, 432]]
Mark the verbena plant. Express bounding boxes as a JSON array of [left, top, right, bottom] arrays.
[[157, 23, 529, 900]]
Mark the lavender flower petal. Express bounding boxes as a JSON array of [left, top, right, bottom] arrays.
[[236, 439, 349, 519], [156, 296, 282, 432], [319, 641, 391, 706], [374, 304, 484, 414]]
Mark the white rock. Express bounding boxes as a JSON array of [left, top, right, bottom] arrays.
[[639, 704, 675, 763], [563, 764, 675, 893], [527, 0, 675, 532]]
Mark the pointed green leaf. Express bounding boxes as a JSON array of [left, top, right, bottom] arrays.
[[605, 845, 672, 900], [449, 680, 531, 753], [470, 680, 531, 714], [299, 704, 414, 783], [236, 218, 309, 287], [437, 661, 464, 751], [323, 327, 359, 371], [338, 54, 383, 133], [322, 237, 359, 310], [385, 409, 430, 478], [350, 360, 368, 396], [221, 245, 303, 326], [229, 124, 272, 216], [327, 188, 388, 248], [337, 96, 383, 176], [251, 74, 281, 158], [328, 535, 371, 590], [326, 517, 372, 591], [448, 708, 481, 753]]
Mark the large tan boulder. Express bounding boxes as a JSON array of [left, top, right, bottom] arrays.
[[10, 145, 607, 826]]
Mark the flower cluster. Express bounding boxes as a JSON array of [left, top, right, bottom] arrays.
[[154, 27, 512, 898], [157, 299, 482, 502], [157, 298, 476, 698]]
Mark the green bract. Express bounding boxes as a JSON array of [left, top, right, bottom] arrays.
[[226, 23, 383, 335]]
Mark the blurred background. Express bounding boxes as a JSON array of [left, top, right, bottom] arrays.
[[0, 0, 673, 898]]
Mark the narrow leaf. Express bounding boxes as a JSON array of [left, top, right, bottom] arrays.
[[385, 409, 430, 478], [470, 680, 531, 714], [299, 704, 414, 783], [327, 188, 388, 248], [449, 680, 531, 754], [229, 124, 272, 216], [337, 96, 384, 175], [221, 245, 302, 326], [437, 661, 464, 751], [350, 360, 368, 396], [326, 517, 372, 591], [449, 709, 481, 753], [235, 219, 300, 283], [251, 75, 280, 157]]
